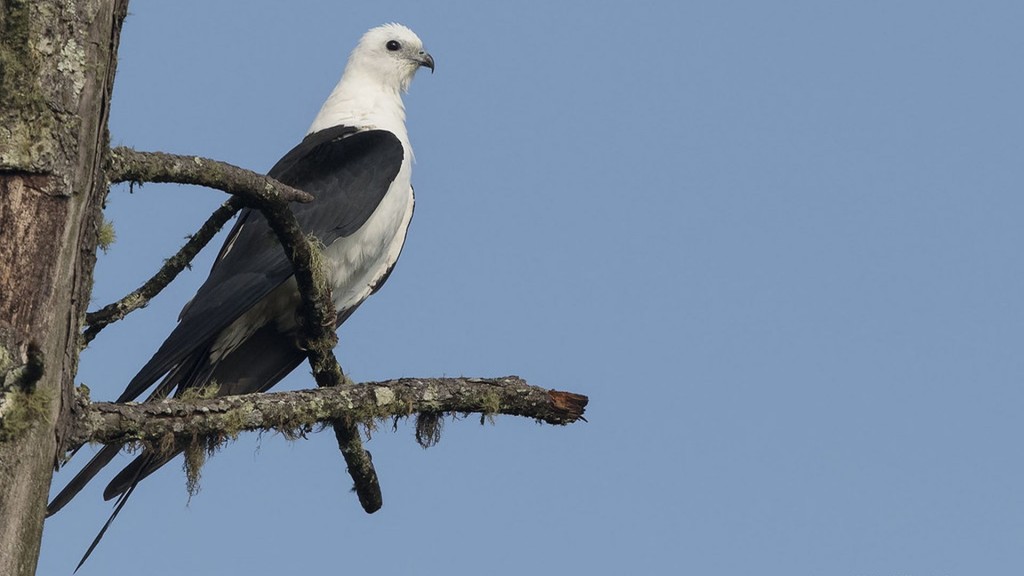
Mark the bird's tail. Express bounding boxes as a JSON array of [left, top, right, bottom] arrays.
[[46, 444, 122, 517], [103, 450, 179, 501], [59, 449, 180, 571], [73, 454, 151, 572]]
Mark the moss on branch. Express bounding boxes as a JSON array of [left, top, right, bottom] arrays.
[[66, 376, 588, 449]]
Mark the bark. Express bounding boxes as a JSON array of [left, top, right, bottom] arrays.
[[0, 1, 128, 574]]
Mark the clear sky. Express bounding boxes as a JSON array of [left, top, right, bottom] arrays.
[[39, 1, 1024, 574]]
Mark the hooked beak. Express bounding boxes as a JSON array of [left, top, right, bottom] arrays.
[[418, 52, 435, 73]]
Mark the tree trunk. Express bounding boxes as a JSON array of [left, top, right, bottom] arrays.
[[0, 1, 127, 574]]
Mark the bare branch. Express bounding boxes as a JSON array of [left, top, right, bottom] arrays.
[[107, 147, 313, 204], [68, 377, 588, 449], [82, 198, 242, 344]]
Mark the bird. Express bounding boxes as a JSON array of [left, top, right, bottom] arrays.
[[47, 22, 433, 566]]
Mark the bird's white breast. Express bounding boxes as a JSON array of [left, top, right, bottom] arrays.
[[323, 157, 414, 314], [209, 141, 414, 361]]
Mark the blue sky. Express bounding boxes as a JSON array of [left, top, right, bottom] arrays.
[[40, 1, 1024, 574]]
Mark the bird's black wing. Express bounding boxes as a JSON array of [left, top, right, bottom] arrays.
[[116, 126, 404, 401], [47, 127, 404, 519]]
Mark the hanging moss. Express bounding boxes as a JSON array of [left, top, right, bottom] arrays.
[[182, 435, 221, 500], [97, 219, 116, 252]]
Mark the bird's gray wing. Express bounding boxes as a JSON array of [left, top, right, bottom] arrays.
[[116, 126, 404, 402]]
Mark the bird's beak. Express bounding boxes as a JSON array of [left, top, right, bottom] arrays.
[[418, 52, 435, 73]]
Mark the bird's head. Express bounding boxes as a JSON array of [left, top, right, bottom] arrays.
[[347, 23, 434, 93]]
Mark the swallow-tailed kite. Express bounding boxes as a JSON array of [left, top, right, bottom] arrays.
[[48, 22, 433, 563]]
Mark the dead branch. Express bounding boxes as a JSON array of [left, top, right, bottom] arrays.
[[107, 147, 313, 204], [68, 376, 588, 449]]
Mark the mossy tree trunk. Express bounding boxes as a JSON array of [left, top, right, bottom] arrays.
[[0, 1, 128, 574]]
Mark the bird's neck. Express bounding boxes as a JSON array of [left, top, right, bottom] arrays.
[[307, 71, 408, 139]]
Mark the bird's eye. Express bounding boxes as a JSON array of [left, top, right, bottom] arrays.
[[386, 40, 401, 51]]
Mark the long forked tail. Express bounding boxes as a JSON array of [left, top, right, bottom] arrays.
[[50, 448, 179, 571], [73, 454, 151, 572]]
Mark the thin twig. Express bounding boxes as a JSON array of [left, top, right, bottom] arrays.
[[82, 199, 242, 344]]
